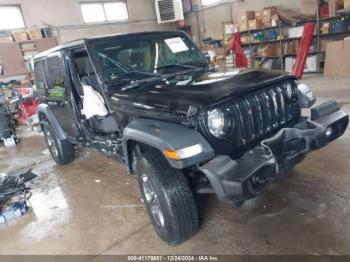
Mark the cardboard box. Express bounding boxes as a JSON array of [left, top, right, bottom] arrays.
[[283, 40, 300, 55], [241, 35, 249, 44], [285, 55, 317, 73], [239, 20, 248, 32], [271, 14, 279, 26], [257, 44, 276, 57], [262, 6, 277, 23], [27, 29, 42, 40], [255, 11, 262, 19], [305, 55, 317, 72], [248, 19, 263, 30], [284, 42, 295, 55], [329, 0, 344, 16], [285, 57, 294, 72], [0, 36, 13, 43], [324, 41, 342, 76], [300, 0, 318, 16], [344, 0, 350, 8], [12, 31, 28, 42], [289, 26, 305, 38], [342, 40, 350, 75], [324, 40, 350, 76], [276, 45, 282, 56], [320, 40, 330, 52], [239, 11, 255, 21], [264, 22, 273, 28]]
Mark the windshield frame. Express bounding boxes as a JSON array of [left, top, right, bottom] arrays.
[[84, 31, 208, 85]]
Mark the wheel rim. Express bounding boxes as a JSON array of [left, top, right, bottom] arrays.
[[141, 174, 165, 229], [45, 129, 58, 158]]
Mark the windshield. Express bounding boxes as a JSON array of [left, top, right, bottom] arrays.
[[86, 32, 208, 82]]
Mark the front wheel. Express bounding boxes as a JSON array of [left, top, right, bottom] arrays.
[[42, 122, 75, 165], [135, 149, 199, 245]]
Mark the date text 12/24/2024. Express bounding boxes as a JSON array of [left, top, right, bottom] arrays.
[[127, 256, 220, 261]]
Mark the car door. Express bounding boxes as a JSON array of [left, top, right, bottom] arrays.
[[43, 52, 80, 139]]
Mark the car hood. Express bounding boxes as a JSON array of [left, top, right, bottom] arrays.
[[110, 69, 295, 114]]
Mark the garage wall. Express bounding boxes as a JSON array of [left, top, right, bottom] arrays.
[[187, 0, 313, 45], [0, 0, 175, 43]]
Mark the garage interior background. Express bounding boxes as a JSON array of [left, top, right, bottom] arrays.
[[1, 0, 350, 256], [0, 0, 319, 43]]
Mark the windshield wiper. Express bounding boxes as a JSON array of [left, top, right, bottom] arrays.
[[119, 76, 163, 91], [111, 70, 160, 81], [155, 64, 200, 71]]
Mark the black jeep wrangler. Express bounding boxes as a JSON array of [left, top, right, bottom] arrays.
[[34, 31, 348, 245]]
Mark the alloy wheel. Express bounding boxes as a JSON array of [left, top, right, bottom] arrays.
[[45, 129, 58, 158], [141, 173, 165, 229]]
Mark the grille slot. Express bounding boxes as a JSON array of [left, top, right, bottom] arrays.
[[229, 82, 299, 146]]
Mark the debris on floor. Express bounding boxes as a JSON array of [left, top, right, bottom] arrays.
[[0, 169, 37, 223]]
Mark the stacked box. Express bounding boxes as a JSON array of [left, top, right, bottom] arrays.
[[300, 0, 318, 16], [289, 26, 305, 38], [257, 44, 276, 57], [239, 11, 255, 21], [255, 11, 262, 20], [239, 20, 248, 32], [262, 6, 277, 23], [248, 19, 263, 30], [271, 14, 279, 26], [238, 11, 255, 32], [27, 29, 42, 40], [329, 0, 344, 16], [283, 40, 300, 55], [285, 55, 317, 73], [241, 35, 249, 44], [12, 31, 28, 42]]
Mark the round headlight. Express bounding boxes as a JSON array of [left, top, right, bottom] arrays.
[[207, 109, 227, 138]]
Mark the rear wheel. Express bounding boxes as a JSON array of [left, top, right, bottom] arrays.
[[43, 122, 74, 165], [135, 149, 199, 245]]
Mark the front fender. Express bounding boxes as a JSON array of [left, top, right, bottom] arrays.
[[122, 119, 215, 172], [38, 103, 67, 141]]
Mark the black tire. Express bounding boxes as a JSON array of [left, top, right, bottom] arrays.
[[135, 149, 199, 245], [42, 122, 75, 165]]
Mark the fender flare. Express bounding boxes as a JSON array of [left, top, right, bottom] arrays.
[[38, 103, 67, 141], [122, 119, 215, 172]]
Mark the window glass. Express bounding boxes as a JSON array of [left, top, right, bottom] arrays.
[[104, 2, 128, 21], [34, 61, 46, 96], [34, 61, 45, 89], [202, 0, 221, 6], [81, 2, 129, 23], [0, 6, 25, 30], [81, 3, 105, 23], [90, 33, 207, 81], [46, 56, 66, 99]]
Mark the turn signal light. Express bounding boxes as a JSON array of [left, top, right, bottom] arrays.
[[163, 149, 180, 160], [163, 144, 203, 160]]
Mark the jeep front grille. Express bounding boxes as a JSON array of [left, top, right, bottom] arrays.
[[230, 82, 300, 147], [200, 81, 301, 157]]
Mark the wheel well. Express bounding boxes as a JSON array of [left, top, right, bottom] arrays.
[[126, 140, 154, 175], [38, 112, 47, 131]]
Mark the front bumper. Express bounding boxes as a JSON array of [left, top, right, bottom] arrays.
[[199, 101, 349, 205]]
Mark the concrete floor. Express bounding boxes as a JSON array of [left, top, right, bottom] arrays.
[[0, 75, 350, 255]]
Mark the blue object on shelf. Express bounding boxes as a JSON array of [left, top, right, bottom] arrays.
[[266, 30, 278, 41]]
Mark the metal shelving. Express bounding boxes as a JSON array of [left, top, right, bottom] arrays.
[[222, 7, 350, 72]]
